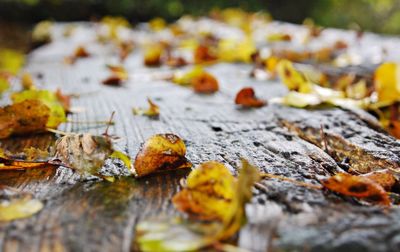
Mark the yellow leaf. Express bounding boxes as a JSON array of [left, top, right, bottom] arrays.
[[32, 20, 53, 43], [133, 98, 160, 117], [0, 76, 10, 95], [277, 59, 313, 93], [149, 17, 167, 31], [21, 72, 36, 90], [12, 90, 66, 128], [374, 62, 400, 103], [0, 48, 25, 74], [217, 38, 255, 63], [134, 134, 191, 177], [172, 66, 204, 86]]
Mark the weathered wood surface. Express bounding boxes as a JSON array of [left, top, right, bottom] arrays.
[[1, 23, 400, 252]]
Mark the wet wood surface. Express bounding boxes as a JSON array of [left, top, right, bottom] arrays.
[[1, 23, 400, 252]]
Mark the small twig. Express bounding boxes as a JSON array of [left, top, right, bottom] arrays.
[[66, 120, 115, 125], [103, 111, 116, 137], [46, 128, 70, 136], [319, 124, 330, 155], [259, 172, 323, 190]]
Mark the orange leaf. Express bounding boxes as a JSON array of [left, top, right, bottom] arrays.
[[321, 173, 390, 206], [234, 87, 266, 108], [194, 45, 217, 64], [192, 72, 219, 94]]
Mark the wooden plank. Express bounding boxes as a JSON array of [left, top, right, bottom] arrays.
[[1, 22, 400, 252]]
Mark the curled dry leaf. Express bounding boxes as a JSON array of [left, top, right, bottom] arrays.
[[172, 161, 235, 221], [133, 134, 191, 177], [133, 98, 160, 117], [192, 72, 219, 94], [0, 187, 43, 221], [194, 44, 217, 64], [53, 133, 113, 175], [144, 44, 163, 67], [171, 66, 204, 86], [0, 100, 50, 139], [165, 56, 188, 68], [65, 46, 90, 64], [321, 173, 390, 206], [235, 87, 266, 108], [136, 159, 260, 252], [102, 64, 128, 86]]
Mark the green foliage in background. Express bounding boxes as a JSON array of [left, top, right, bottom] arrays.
[[2, 0, 400, 34]]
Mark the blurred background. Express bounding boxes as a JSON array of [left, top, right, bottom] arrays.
[[1, 0, 400, 51]]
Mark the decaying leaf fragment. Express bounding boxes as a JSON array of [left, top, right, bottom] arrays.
[[0, 187, 43, 221], [136, 159, 260, 251], [133, 98, 160, 117], [0, 100, 50, 139], [321, 173, 390, 206], [192, 72, 219, 94], [133, 134, 191, 177], [235, 87, 266, 108], [53, 133, 130, 176]]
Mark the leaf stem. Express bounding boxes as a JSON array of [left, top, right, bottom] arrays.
[[259, 172, 323, 190]]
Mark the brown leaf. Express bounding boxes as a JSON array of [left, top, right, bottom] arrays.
[[234, 87, 266, 108], [0, 100, 50, 139], [65, 46, 90, 64], [192, 72, 219, 94], [361, 169, 397, 191], [321, 173, 390, 206], [134, 134, 191, 177]]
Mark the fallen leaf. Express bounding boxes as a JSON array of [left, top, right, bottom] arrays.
[[136, 159, 260, 251], [277, 59, 313, 93], [0, 76, 10, 95], [235, 87, 266, 108], [374, 62, 400, 103], [173, 161, 236, 221], [192, 72, 219, 94], [65, 46, 90, 64], [118, 40, 134, 61], [217, 38, 255, 63], [0, 100, 50, 139], [0, 48, 25, 74], [133, 98, 160, 117], [149, 17, 167, 31], [267, 33, 291, 42], [144, 44, 163, 67], [194, 45, 217, 64], [12, 89, 67, 128], [21, 73, 36, 90], [32, 20, 53, 44], [321, 173, 390, 206], [102, 64, 128, 86], [133, 134, 191, 177], [361, 169, 397, 191], [172, 66, 204, 86]]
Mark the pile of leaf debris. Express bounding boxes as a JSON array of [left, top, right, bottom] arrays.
[[1, 8, 400, 251]]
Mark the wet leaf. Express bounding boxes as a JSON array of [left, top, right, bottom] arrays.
[[321, 173, 390, 206], [0, 187, 43, 221], [133, 134, 191, 177], [0, 100, 50, 139], [235, 87, 266, 108], [136, 159, 260, 251], [374, 62, 400, 103], [12, 89, 67, 128], [192, 72, 219, 94], [133, 98, 160, 117], [172, 161, 236, 221]]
